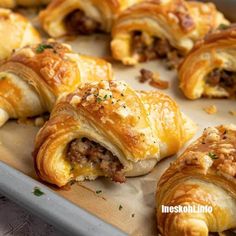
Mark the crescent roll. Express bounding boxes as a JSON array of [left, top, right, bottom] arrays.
[[39, 0, 143, 38], [111, 0, 228, 66], [156, 125, 236, 236], [0, 41, 113, 127], [179, 25, 236, 99], [33, 80, 196, 187], [0, 9, 41, 61], [0, 0, 51, 8]]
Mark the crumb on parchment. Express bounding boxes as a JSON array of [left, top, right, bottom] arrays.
[[229, 110, 236, 116], [139, 69, 169, 89], [17, 116, 47, 127], [203, 105, 217, 115], [34, 117, 45, 127]]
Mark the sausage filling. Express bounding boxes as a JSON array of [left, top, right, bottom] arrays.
[[132, 31, 182, 68], [65, 10, 101, 35], [67, 138, 125, 183], [206, 69, 236, 97]]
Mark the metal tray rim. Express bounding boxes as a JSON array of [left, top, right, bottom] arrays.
[[0, 161, 127, 236]]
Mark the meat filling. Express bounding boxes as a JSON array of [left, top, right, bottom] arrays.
[[65, 10, 101, 35], [132, 31, 182, 69], [67, 138, 125, 183], [206, 69, 236, 97]]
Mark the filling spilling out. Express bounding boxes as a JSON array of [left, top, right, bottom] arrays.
[[132, 31, 183, 69], [205, 69, 236, 98], [65, 10, 102, 35], [67, 138, 125, 183]]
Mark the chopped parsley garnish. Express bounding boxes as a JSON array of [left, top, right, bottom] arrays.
[[33, 187, 44, 197], [96, 190, 102, 194], [119, 205, 123, 211], [97, 97, 102, 103], [218, 24, 229, 30], [208, 152, 218, 160], [104, 95, 108, 99], [36, 44, 53, 53]]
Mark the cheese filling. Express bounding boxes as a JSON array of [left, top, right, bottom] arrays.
[[132, 31, 182, 68], [67, 137, 125, 182]]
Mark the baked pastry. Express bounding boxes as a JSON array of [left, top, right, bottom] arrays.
[[0, 9, 41, 60], [39, 0, 143, 38], [156, 125, 236, 236], [0, 0, 51, 8], [179, 25, 236, 99], [0, 41, 113, 127], [111, 0, 228, 66], [33, 80, 196, 187]]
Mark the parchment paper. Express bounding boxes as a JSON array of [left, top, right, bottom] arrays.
[[0, 13, 236, 236]]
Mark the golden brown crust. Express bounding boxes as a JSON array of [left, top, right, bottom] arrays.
[[40, 0, 143, 37], [0, 40, 113, 126], [111, 0, 228, 65], [156, 125, 236, 236], [179, 25, 236, 99], [7, 41, 79, 96], [0, 9, 41, 61], [33, 80, 196, 187]]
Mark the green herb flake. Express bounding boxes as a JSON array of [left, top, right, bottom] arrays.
[[96, 190, 102, 194], [104, 94, 108, 99], [119, 205, 123, 211], [131, 213, 135, 218], [97, 97, 102, 103], [36, 44, 53, 53], [33, 187, 44, 197], [218, 24, 229, 30], [208, 152, 218, 160]]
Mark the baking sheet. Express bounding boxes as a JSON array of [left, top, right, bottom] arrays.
[[1, 15, 236, 236]]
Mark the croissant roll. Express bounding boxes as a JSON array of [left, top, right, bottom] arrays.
[[33, 80, 196, 187], [0, 40, 113, 127], [111, 0, 228, 66], [156, 125, 236, 236], [179, 25, 236, 100], [39, 0, 143, 38], [0, 9, 41, 61], [0, 0, 51, 8]]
